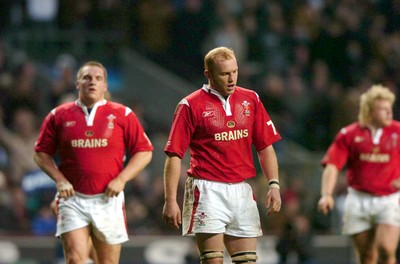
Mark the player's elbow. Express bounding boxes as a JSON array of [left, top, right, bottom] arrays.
[[142, 151, 153, 166], [33, 151, 41, 166]]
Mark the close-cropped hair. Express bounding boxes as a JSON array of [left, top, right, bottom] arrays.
[[358, 84, 395, 126], [204, 47, 236, 71], [76, 61, 108, 82]]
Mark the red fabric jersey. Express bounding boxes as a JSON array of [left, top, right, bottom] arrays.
[[321, 121, 400, 195], [35, 100, 153, 194], [165, 85, 281, 183]]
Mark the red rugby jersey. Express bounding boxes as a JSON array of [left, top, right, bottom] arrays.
[[165, 85, 281, 183], [35, 100, 153, 194], [321, 121, 400, 195]]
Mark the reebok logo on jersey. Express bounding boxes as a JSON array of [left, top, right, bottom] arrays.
[[202, 111, 214, 117], [64, 121, 76, 127], [354, 136, 364, 143]]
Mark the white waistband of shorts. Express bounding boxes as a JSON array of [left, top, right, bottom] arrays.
[[70, 191, 124, 199], [347, 187, 400, 197], [347, 187, 379, 197]]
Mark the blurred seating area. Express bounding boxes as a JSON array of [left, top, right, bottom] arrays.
[[0, 2, 399, 262]]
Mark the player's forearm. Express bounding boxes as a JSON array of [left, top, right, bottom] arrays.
[[320, 164, 339, 196], [118, 151, 152, 183], [163, 155, 182, 202], [33, 151, 66, 183], [258, 145, 279, 183]]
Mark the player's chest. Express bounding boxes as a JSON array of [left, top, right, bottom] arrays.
[[59, 114, 122, 140], [352, 130, 399, 154], [197, 99, 254, 132]]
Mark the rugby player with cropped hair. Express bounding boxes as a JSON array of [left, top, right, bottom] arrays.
[[163, 47, 282, 264], [34, 61, 153, 264]]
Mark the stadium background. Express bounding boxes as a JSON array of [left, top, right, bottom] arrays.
[[1, 0, 400, 263]]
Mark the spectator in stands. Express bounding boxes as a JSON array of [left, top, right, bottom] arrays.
[[3, 59, 47, 126], [49, 53, 77, 106], [0, 106, 51, 231], [25, 0, 59, 33]]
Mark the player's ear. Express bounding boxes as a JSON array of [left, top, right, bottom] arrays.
[[204, 70, 210, 79]]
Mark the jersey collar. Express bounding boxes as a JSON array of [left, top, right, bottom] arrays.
[[202, 85, 232, 116], [76, 99, 107, 126]]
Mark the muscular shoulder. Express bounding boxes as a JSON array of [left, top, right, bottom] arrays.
[[389, 120, 400, 130], [51, 102, 77, 116], [234, 86, 259, 99], [104, 101, 133, 117], [334, 122, 361, 140], [235, 86, 258, 96], [342, 122, 361, 133], [184, 89, 205, 104]]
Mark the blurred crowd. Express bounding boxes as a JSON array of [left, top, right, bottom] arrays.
[[1, 0, 400, 261]]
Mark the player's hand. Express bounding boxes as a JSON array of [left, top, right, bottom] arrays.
[[266, 188, 282, 215], [391, 178, 400, 190], [162, 201, 181, 229], [317, 195, 335, 215], [56, 180, 75, 198], [105, 177, 125, 197]]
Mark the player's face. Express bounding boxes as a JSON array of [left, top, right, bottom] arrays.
[[76, 66, 108, 107], [370, 99, 393, 127], [206, 58, 238, 97]]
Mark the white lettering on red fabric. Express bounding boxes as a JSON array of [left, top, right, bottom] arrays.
[[359, 153, 390, 163], [71, 138, 108, 148], [214, 129, 249, 141]]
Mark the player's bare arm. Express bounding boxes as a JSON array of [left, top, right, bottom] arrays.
[[105, 150, 152, 197], [318, 163, 339, 215], [391, 178, 400, 190], [33, 151, 75, 198], [257, 146, 281, 215], [162, 154, 182, 229]]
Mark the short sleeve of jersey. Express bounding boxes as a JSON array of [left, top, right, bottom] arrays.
[[124, 109, 154, 155], [34, 110, 59, 156], [252, 96, 281, 151], [164, 100, 194, 159], [321, 128, 350, 169]]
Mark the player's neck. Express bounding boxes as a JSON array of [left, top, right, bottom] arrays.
[[367, 124, 380, 136]]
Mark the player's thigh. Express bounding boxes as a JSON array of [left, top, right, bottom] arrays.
[[87, 237, 98, 263], [61, 226, 91, 259], [195, 233, 224, 252], [91, 234, 122, 264], [351, 229, 377, 258], [195, 234, 225, 264], [375, 224, 400, 253], [224, 235, 257, 255]]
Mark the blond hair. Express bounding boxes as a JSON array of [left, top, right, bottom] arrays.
[[76, 61, 108, 82], [358, 84, 395, 126], [204, 47, 236, 71]]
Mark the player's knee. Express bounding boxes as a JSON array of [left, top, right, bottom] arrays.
[[64, 253, 87, 264], [200, 250, 224, 264], [231, 251, 258, 263]]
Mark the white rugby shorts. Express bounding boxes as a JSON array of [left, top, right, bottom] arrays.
[[55, 191, 129, 244], [342, 187, 400, 235], [182, 177, 263, 237]]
